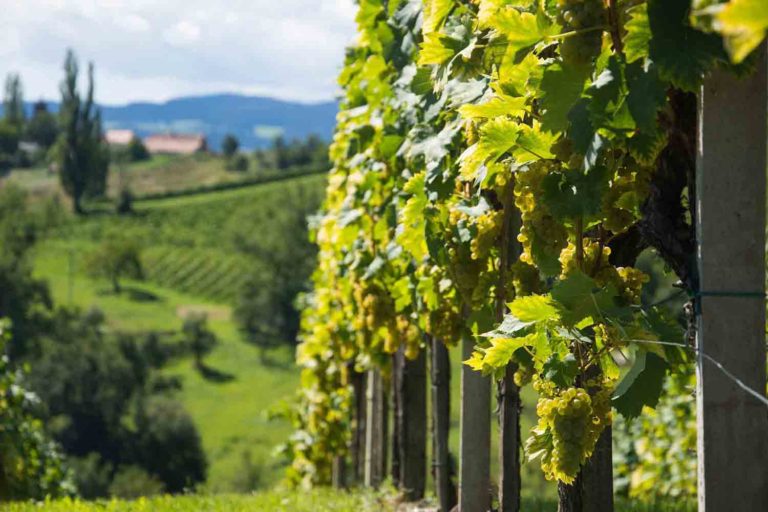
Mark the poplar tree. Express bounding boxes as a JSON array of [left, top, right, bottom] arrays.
[[3, 74, 25, 130], [54, 50, 109, 214]]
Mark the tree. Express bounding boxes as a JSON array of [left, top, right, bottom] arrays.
[[85, 236, 143, 294], [181, 313, 217, 369], [221, 134, 239, 158], [53, 50, 110, 214], [273, 136, 290, 169], [0, 121, 20, 170], [133, 397, 207, 493], [3, 74, 25, 130], [127, 137, 149, 162], [0, 185, 53, 358], [25, 101, 58, 149]]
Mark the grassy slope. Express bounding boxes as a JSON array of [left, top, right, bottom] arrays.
[[31, 177, 329, 492], [34, 243, 298, 491]]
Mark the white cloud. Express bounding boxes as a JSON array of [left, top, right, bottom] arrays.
[[164, 20, 201, 47], [0, 0, 357, 104]]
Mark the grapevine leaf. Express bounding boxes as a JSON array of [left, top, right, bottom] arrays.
[[419, 32, 462, 66], [540, 62, 591, 133], [514, 124, 557, 163], [542, 353, 579, 388], [567, 99, 595, 156], [458, 117, 521, 181], [646, 0, 728, 92], [612, 351, 668, 420], [482, 314, 535, 338], [508, 294, 560, 323], [397, 172, 428, 261], [541, 166, 608, 221], [459, 94, 527, 119], [410, 67, 434, 95], [717, 0, 768, 63], [550, 271, 618, 327], [498, 52, 541, 97], [587, 56, 635, 133], [487, 7, 559, 55], [624, 4, 651, 64], [423, 0, 454, 34], [625, 61, 667, 134], [482, 336, 533, 369]]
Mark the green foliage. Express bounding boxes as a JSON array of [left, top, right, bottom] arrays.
[[107, 466, 164, 499], [255, 134, 329, 171], [3, 74, 25, 129], [614, 373, 697, 500], [31, 175, 322, 491], [0, 186, 52, 358], [85, 236, 143, 294], [25, 101, 58, 150], [292, 0, 757, 493], [4, 488, 403, 512], [181, 313, 217, 369], [52, 50, 110, 213], [0, 319, 74, 500], [226, 154, 249, 172], [133, 397, 207, 493], [128, 138, 149, 162], [715, 0, 768, 63], [0, 120, 21, 170], [26, 307, 207, 497], [221, 134, 239, 158]]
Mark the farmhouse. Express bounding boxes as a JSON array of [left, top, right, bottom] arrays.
[[143, 133, 207, 155], [104, 129, 136, 146]]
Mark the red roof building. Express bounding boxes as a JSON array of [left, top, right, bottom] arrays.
[[143, 134, 207, 155]]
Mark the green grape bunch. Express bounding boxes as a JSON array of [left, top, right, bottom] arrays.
[[556, 0, 606, 64], [529, 386, 612, 484]]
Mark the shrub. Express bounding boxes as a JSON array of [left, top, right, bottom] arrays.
[[85, 236, 143, 293], [226, 154, 249, 172], [67, 453, 112, 500], [108, 466, 164, 499], [133, 397, 207, 493]]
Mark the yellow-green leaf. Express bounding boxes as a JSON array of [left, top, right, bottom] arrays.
[[718, 0, 768, 63], [508, 294, 559, 323], [458, 95, 527, 119], [418, 32, 456, 66], [423, 0, 454, 34], [486, 6, 559, 55], [624, 4, 651, 64]]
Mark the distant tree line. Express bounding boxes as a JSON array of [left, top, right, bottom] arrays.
[[1, 49, 110, 214], [220, 132, 330, 174]]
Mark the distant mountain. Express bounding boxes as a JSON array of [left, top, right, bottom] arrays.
[[14, 93, 339, 151]]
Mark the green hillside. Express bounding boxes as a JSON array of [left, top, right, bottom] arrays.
[[31, 173, 326, 492]]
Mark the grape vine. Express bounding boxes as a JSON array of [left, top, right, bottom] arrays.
[[286, 0, 765, 495]]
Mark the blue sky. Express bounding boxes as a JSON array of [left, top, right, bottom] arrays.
[[0, 0, 357, 105]]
